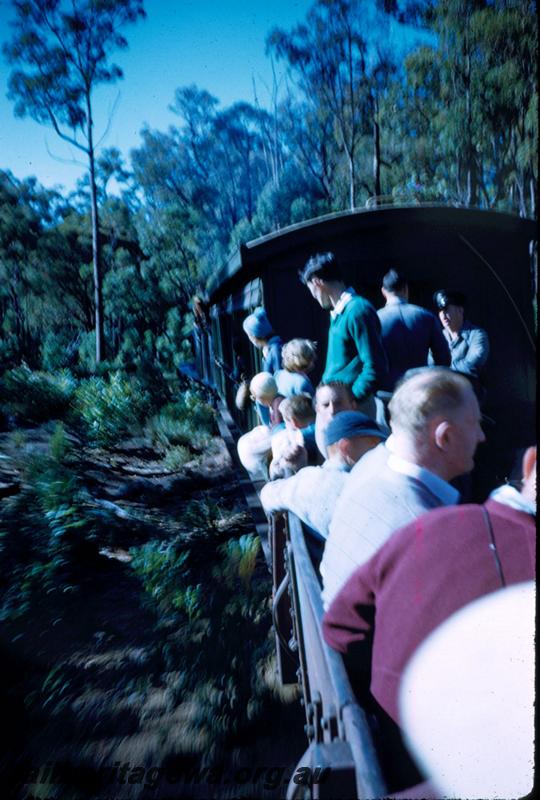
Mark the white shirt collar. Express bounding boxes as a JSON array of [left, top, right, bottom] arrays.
[[331, 287, 356, 319], [388, 453, 460, 506], [323, 456, 350, 473], [386, 295, 406, 306], [489, 484, 536, 516]]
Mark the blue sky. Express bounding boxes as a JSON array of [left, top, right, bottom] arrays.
[[0, 0, 314, 191], [0, 0, 427, 194]]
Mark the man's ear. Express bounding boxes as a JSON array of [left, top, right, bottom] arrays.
[[522, 446, 537, 482], [434, 420, 452, 450], [337, 438, 348, 458]]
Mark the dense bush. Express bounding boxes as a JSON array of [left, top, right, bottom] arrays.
[[131, 528, 273, 753], [40, 330, 80, 371], [146, 388, 216, 451], [71, 372, 151, 446], [0, 365, 76, 423], [162, 445, 192, 470], [0, 425, 106, 619]]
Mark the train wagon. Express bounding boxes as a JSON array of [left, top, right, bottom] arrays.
[[199, 203, 536, 798], [203, 203, 536, 494]]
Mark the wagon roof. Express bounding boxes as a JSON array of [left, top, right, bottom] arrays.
[[207, 203, 536, 305]]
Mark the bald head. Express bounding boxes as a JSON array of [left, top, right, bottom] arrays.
[[389, 369, 472, 436], [388, 368, 485, 481]]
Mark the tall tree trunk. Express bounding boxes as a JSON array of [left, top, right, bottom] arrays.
[[516, 174, 527, 218], [464, 68, 478, 206], [86, 91, 104, 365], [466, 155, 478, 207], [348, 150, 356, 210], [373, 96, 381, 200]]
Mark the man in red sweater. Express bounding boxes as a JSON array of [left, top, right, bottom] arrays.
[[322, 446, 536, 727]]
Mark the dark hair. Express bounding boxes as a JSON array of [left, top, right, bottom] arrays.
[[299, 252, 343, 284], [382, 269, 408, 293], [433, 289, 467, 310], [315, 380, 357, 404]]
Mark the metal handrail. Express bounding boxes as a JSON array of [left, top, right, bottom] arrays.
[[276, 511, 388, 799]]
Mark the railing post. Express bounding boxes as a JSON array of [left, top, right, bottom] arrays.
[[271, 513, 299, 684]]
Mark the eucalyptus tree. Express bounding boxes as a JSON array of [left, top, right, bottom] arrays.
[[267, 0, 401, 209], [268, 0, 368, 209], [3, 0, 146, 363], [0, 171, 90, 364], [399, 0, 537, 215], [471, 0, 537, 216]]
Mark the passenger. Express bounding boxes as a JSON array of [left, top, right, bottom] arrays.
[[320, 368, 486, 608], [242, 306, 282, 424], [377, 269, 450, 391], [249, 372, 284, 425], [236, 372, 284, 480], [269, 394, 317, 480], [433, 289, 489, 397], [261, 411, 387, 542], [314, 380, 358, 458], [322, 446, 536, 730], [299, 252, 388, 418], [274, 338, 316, 398]]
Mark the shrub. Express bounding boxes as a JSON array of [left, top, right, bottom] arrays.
[[41, 331, 80, 371], [170, 389, 216, 431], [71, 373, 150, 446], [0, 365, 76, 423], [130, 541, 201, 621], [77, 330, 97, 373], [162, 445, 192, 471], [0, 425, 101, 619], [130, 527, 272, 752], [146, 388, 216, 451]]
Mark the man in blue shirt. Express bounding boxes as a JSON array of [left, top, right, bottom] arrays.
[[433, 289, 490, 387], [377, 269, 450, 391]]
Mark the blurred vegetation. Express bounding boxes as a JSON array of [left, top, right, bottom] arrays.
[[0, 365, 76, 424], [0, 371, 218, 620], [71, 373, 151, 446], [0, 424, 107, 620], [131, 529, 274, 756]]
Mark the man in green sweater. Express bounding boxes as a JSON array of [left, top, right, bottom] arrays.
[[299, 252, 388, 414]]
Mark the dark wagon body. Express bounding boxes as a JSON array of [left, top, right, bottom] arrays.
[[200, 205, 536, 796], [203, 204, 536, 492]]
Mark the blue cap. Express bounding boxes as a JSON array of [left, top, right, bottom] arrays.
[[324, 411, 386, 447], [243, 307, 273, 339]]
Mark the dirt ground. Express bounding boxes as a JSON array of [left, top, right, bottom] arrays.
[[0, 426, 305, 800]]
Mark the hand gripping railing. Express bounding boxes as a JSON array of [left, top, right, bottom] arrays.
[[270, 511, 387, 799]]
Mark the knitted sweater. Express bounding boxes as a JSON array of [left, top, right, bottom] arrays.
[[322, 295, 387, 401], [322, 498, 536, 724]]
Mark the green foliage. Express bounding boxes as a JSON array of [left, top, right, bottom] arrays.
[[41, 330, 80, 371], [130, 542, 198, 618], [173, 389, 216, 431], [130, 526, 271, 750], [162, 445, 192, 471], [146, 390, 216, 451], [0, 365, 76, 423], [218, 534, 261, 589], [0, 425, 100, 619], [77, 331, 97, 373], [71, 372, 150, 446]]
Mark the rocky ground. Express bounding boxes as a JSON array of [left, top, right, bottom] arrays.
[[0, 425, 304, 800]]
